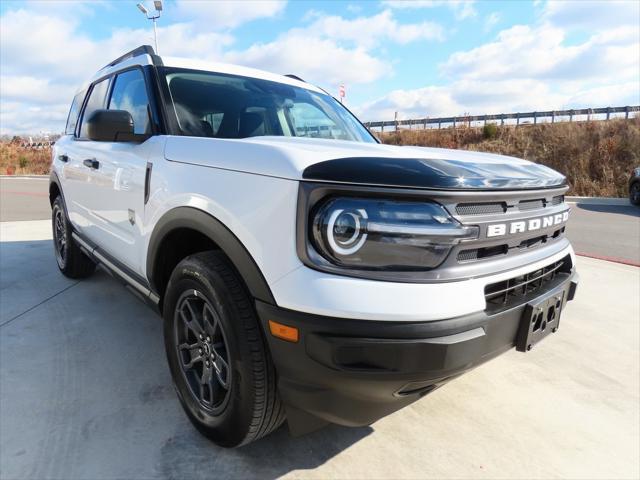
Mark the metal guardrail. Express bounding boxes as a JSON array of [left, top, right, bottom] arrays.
[[365, 106, 640, 131]]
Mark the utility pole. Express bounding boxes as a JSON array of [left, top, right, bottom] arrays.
[[137, 1, 163, 53]]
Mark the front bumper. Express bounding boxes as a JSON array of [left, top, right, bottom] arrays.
[[256, 269, 578, 434]]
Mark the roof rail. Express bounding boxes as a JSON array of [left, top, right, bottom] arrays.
[[102, 45, 161, 69], [285, 74, 306, 83]]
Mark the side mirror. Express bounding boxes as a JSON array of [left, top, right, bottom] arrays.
[[86, 109, 136, 142]]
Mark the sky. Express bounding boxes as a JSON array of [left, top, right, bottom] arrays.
[[1, 0, 639, 135]]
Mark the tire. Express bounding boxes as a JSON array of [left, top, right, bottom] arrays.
[[630, 182, 640, 206], [163, 251, 285, 447], [51, 196, 96, 279]]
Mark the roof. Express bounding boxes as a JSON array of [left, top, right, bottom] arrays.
[[81, 45, 322, 94], [160, 56, 322, 93]]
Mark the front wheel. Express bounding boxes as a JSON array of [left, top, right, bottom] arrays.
[[630, 182, 640, 206], [163, 251, 285, 447]]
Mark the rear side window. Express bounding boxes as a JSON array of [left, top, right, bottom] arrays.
[[109, 69, 151, 134], [65, 90, 86, 135], [79, 78, 110, 139]]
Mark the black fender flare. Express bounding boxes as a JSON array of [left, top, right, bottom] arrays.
[[146, 206, 276, 305], [49, 171, 64, 206]]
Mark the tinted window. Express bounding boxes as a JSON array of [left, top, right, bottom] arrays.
[[163, 70, 375, 142], [65, 90, 86, 135], [79, 78, 110, 138], [109, 69, 151, 134]]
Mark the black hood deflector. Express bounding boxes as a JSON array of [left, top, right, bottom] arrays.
[[302, 157, 567, 190]]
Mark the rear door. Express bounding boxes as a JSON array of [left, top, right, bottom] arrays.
[[52, 88, 85, 223], [79, 67, 153, 271], [62, 78, 111, 230]]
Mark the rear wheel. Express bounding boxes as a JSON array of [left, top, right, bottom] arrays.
[[630, 182, 640, 206], [163, 251, 285, 447], [51, 196, 95, 279]]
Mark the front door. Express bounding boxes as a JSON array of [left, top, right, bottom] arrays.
[[79, 68, 154, 273]]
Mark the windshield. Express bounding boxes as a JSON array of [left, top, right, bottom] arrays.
[[162, 68, 376, 143]]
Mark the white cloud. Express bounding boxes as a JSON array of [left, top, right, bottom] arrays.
[[483, 12, 500, 33], [224, 9, 444, 89], [382, 0, 477, 20], [0, 76, 76, 106], [304, 10, 445, 48], [356, 76, 640, 122], [2, 0, 637, 134], [439, 23, 640, 83], [0, 6, 239, 134], [225, 34, 391, 87], [108, 24, 234, 60], [356, 80, 565, 121], [0, 1, 446, 134], [0, 100, 70, 136], [174, 0, 287, 29], [357, 1, 640, 122], [0, 6, 234, 134], [542, 0, 640, 29], [1, 10, 102, 81]]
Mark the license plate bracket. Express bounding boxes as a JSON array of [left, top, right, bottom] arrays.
[[516, 288, 566, 352]]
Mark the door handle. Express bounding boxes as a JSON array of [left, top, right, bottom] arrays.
[[58, 154, 69, 163], [83, 158, 100, 169]]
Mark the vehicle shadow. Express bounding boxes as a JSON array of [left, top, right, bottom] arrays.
[[574, 203, 640, 217], [158, 422, 373, 480], [1, 238, 374, 480]]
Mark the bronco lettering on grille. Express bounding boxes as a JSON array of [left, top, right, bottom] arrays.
[[486, 211, 570, 238]]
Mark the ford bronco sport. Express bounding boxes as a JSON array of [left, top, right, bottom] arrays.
[[50, 46, 579, 447]]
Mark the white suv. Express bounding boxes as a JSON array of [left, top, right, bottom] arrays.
[[50, 46, 579, 447]]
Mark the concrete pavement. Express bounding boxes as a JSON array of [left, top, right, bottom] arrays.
[[1, 220, 638, 479]]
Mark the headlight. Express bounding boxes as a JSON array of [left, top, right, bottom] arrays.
[[310, 197, 478, 270]]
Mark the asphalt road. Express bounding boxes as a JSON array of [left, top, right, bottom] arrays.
[[0, 176, 50, 222], [1, 176, 638, 264], [566, 202, 640, 265], [1, 220, 638, 479]]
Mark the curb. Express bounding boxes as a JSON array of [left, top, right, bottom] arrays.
[[565, 196, 629, 206], [576, 252, 640, 268], [0, 175, 49, 179]]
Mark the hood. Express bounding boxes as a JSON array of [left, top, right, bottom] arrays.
[[164, 135, 566, 190]]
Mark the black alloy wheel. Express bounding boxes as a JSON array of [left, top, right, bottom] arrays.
[[630, 182, 640, 206], [174, 290, 232, 415], [51, 196, 95, 278], [163, 251, 285, 447], [53, 205, 68, 269]]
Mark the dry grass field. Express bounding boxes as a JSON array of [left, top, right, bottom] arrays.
[[380, 118, 640, 197], [0, 142, 51, 176], [2, 118, 638, 196]]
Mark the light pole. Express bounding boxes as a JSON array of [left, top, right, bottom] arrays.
[[136, 1, 163, 53]]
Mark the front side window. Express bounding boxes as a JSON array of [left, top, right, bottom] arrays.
[[162, 68, 375, 143], [79, 78, 110, 139], [65, 90, 86, 135], [109, 69, 151, 134]]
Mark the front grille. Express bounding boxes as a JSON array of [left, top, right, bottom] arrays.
[[484, 255, 571, 310], [459, 227, 566, 264], [518, 199, 545, 211], [455, 194, 566, 217], [518, 235, 547, 249], [456, 202, 506, 216], [458, 244, 508, 262]]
